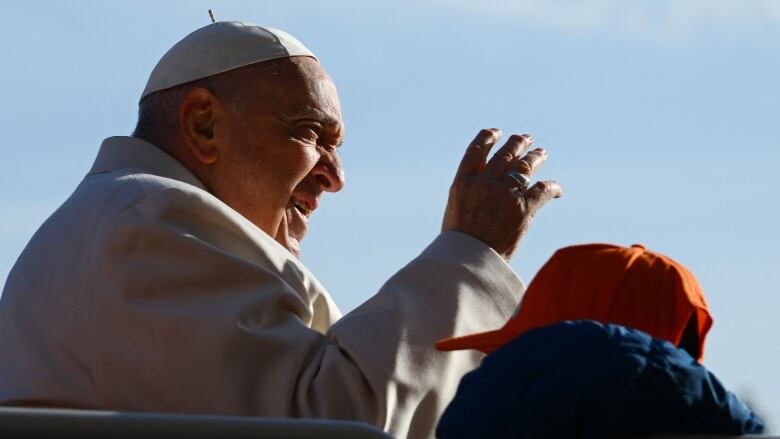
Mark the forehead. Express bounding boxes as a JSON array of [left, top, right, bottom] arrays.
[[252, 57, 342, 126]]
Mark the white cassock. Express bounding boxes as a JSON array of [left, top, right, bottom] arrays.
[[0, 136, 524, 438]]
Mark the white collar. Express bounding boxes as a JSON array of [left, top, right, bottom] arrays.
[[88, 136, 207, 191]]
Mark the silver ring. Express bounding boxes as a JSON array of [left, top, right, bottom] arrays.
[[506, 171, 530, 191]]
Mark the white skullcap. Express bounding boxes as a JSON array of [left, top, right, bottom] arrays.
[[140, 21, 316, 101]]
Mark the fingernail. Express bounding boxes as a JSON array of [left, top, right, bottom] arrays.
[[554, 181, 562, 198]]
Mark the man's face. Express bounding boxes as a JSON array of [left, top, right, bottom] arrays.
[[213, 57, 345, 257]]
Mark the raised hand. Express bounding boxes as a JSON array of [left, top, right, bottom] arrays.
[[442, 128, 562, 261]]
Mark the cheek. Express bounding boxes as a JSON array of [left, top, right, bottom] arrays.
[[284, 148, 320, 181]]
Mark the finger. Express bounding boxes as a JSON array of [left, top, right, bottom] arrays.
[[484, 134, 533, 178], [508, 147, 548, 178], [455, 128, 502, 179], [524, 180, 563, 212]]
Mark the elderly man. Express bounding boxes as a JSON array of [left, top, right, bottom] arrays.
[[0, 21, 560, 438]]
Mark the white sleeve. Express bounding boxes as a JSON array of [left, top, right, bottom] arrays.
[[90, 184, 523, 438], [320, 232, 524, 437]]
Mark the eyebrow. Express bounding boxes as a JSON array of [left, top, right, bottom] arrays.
[[284, 106, 341, 127]]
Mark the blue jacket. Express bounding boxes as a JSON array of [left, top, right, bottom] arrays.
[[437, 320, 763, 438]]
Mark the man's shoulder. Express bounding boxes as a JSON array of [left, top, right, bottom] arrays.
[[82, 168, 267, 249], [78, 135, 215, 215], [81, 167, 218, 214], [42, 168, 234, 249]]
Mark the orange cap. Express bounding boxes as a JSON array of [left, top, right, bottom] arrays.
[[436, 243, 713, 362]]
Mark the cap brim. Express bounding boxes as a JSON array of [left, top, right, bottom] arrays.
[[435, 328, 508, 354]]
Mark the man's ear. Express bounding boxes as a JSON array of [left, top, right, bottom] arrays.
[[179, 87, 224, 165]]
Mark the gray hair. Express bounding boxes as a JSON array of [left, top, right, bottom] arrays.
[[132, 58, 287, 148], [132, 76, 246, 149]]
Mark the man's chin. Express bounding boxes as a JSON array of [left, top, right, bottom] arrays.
[[279, 207, 308, 258], [275, 231, 302, 258]]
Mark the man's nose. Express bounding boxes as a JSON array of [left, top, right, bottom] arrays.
[[311, 153, 345, 193]]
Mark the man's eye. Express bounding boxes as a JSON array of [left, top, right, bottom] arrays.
[[292, 126, 319, 142]]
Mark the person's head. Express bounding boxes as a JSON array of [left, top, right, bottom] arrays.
[[437, 243, 713, 362], [134, 23, 344, 257]]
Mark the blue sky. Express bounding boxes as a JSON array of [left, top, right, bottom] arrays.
[[1, 0, 778, 429]]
